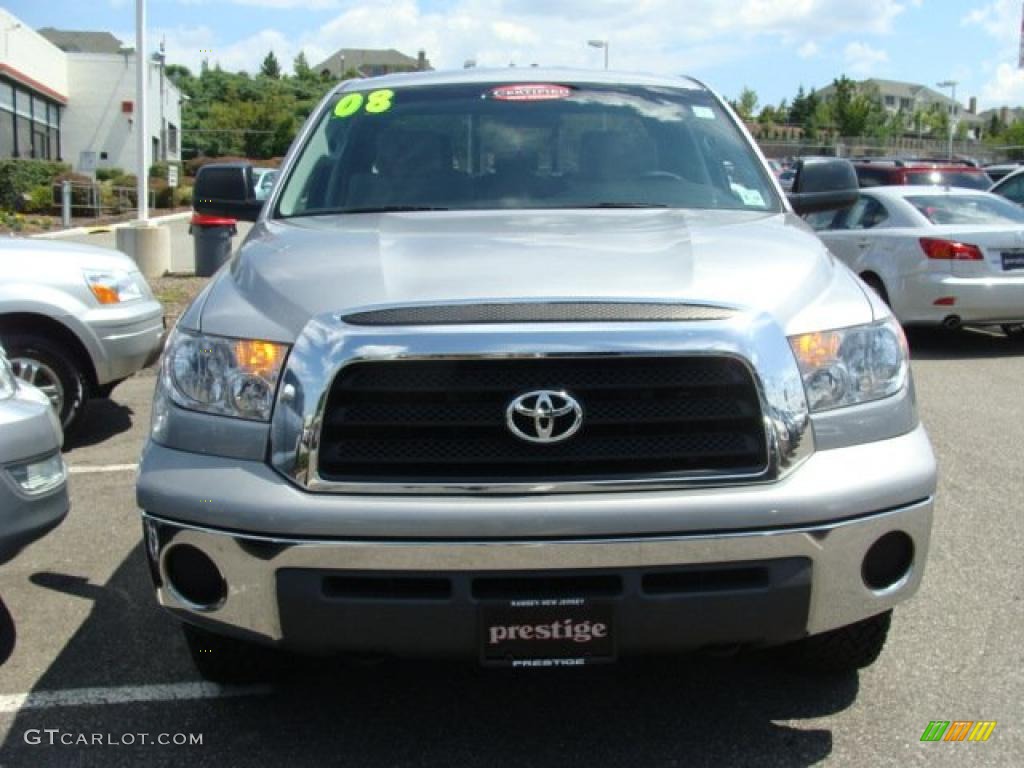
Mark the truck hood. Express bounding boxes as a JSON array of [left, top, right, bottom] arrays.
[[195, 209, 874, 342]]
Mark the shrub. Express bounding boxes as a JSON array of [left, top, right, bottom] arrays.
[[149, 161, 182, 181], [0, 158, 70, 210], [24, 184, 54, 214], [96, 167, 125, 182]]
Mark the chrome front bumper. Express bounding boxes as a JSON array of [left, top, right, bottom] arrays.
[[142, 498, 933, 648]]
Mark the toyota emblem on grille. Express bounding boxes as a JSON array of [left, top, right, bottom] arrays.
[[506, 390, 583, 444]]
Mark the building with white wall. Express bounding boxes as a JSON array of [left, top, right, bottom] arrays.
[[0, 7, 67, 161], [0, 9, 181, 172], [60, 51, 181, 172]]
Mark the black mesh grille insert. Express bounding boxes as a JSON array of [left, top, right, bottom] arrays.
[[317, 356, 768, 484]]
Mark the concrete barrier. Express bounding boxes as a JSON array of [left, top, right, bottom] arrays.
[[115, 222, 171, 278]]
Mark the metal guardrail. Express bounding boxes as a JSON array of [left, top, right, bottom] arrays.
[[52, 181, 157, 225]]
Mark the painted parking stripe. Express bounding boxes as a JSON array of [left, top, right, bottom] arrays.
[[0, 682, 271, 713], [67, 464, 138, 475]]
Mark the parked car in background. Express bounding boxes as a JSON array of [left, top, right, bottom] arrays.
[[778, 169, 796, 192], [0, 238, 165, 434], [252, 169, 279, 202], [983, 162, 1021, 183], [989, 165, 1024, 207], [806, 186, 1024, 336], [0, 344, 68, 564], [854, 159, 992, 190]]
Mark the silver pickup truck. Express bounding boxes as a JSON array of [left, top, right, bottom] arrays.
[[136, 70, 937, 683]]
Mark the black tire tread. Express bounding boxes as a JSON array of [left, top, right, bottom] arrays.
[[182, 623, 279, 684], [782, 610, 892, 675], [1, 332, 88, 435]]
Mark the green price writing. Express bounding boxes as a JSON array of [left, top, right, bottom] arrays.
[[333, 89, 395, 118]]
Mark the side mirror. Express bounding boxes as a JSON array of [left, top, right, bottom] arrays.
[[787, 157, 859, 215], [193, 163, 263, 222]]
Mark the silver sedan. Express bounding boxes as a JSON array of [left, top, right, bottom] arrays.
[[0, 345, 68, 564], [0, 237, 164, 434], [806, 185, 1024, 335]]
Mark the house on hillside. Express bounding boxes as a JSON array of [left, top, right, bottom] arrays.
[[314, 48, 431, 79]]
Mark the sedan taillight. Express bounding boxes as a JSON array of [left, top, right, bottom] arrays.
[[919, 237, 984, 261]]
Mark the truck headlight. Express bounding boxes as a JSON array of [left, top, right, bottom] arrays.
[[83, 269, 145, 304], [789, 317, 908, 412], [0, 354, 16, 400], [161, 329, 289, 421]]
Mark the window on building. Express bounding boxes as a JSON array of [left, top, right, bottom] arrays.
[[900, 97, 912, 110], [884, 95, 895, 107], [0, 82, 13, 158], [152, 136, 160, 165], [16, 115, 31, 158], [168, 123, 178, 155]]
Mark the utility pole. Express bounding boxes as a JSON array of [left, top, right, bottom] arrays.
[[587, 40, 609, 70], [937, 80, 958, 161], [136, 0, 148, 221]]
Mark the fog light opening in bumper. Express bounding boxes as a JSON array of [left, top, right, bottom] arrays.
[[164, 544, 227, 610], [862, 531, 914, 591]]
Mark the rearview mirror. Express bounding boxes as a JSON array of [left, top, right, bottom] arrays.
[[193, 163, 263, 222], [787, 158, 859, 215]]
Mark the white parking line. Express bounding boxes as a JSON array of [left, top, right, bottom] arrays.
[[0, 682, 271, 713], [67, 464, 139, 475]]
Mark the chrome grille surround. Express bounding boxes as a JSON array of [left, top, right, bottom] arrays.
[[269, 301, 813, 494]]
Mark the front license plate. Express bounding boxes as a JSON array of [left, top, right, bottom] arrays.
[[1001, 250, 1024, 271], [479, 598, 616, 668]]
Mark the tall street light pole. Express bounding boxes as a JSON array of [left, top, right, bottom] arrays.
[[937, 80, 958, 162], [136, 0, 148, 222], [587, 39, 609, 70]]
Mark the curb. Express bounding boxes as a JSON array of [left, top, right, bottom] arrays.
[[30, 211, 193, 240]]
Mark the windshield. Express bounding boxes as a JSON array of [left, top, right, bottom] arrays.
[[275, 82, 781, 217], [906, 194, 1024, 226], [903, 171, 991, 190]]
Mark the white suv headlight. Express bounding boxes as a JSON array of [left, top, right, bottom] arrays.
[[161, 329, 289, 421], [789, 317, 909, 412], [83, 269, 145, 304]]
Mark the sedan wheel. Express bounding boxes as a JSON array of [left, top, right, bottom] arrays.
[[9, 357, 65, 413], [1, 333, 88, 435]]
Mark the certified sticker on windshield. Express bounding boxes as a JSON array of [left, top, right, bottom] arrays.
[[490, 84, 572, 101]]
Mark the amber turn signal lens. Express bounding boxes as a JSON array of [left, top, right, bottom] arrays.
[[233, 340, 285, 377], [88, 283, 121, 304], [792, 331, 841, 369]]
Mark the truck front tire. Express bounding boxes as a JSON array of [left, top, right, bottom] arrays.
[[780, 610, 892, 675], [181, 623, 279, 684]]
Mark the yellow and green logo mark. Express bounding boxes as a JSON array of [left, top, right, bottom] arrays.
[[920, 721, 997, 742]]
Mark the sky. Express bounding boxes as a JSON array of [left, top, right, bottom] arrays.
[[7, 0, 1024, 111]]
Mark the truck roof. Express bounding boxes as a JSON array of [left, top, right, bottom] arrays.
[[330, 67, 706, 94]]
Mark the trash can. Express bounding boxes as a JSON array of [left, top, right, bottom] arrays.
[[190, 213, 238, 277]]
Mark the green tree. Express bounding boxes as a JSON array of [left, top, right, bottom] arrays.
[[828, 76, 883, 137], [293, 51, 314, 81], [733, 87, 759, 121], [260, 51, 281, 79]]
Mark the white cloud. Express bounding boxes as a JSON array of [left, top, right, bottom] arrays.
[[843, 41, 889, 75], [153, 0, 917, 80], [981, 62, 1024, 104], [962, 0, 1024, 108], [797, 41, 819, 59]]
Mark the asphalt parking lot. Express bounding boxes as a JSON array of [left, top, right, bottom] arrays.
[[0, 326, 1021, 767]]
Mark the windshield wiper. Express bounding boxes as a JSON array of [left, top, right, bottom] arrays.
[[335, 205, 449, 214]]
